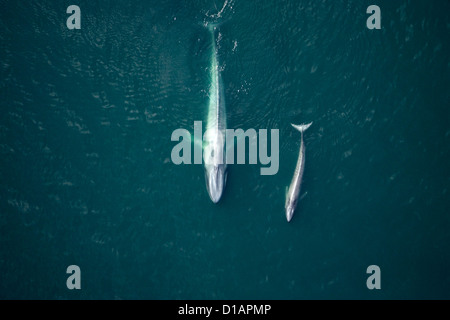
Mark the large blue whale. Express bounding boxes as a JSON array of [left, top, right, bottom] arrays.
[[203, 24, 227, 203]]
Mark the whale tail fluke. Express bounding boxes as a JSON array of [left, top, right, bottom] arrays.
[[206, 21, 221, 32], [205, 19, 230, 33], [291, 122, 313, 134]]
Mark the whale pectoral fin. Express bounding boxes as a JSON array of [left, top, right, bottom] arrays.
[[285, 187, 289, 206], [300, 191, 308, 201]]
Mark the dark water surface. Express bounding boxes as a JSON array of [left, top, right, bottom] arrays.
[[0, 0, 449, 299]]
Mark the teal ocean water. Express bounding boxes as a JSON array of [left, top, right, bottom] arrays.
[[1, 0, 449, 299]]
